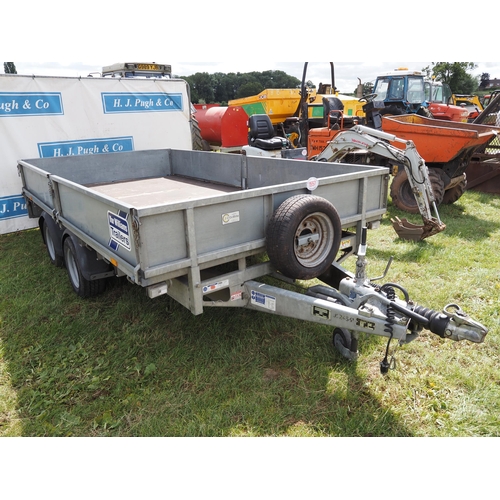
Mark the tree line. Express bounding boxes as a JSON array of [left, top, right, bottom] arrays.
[[5, 62, 496, 104], [182, 63, 496, 105], [179, 70, 301, 105], [3, 62, 17, 74]]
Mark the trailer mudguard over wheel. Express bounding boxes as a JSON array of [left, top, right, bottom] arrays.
[[63, 236, 108, 298], [266, 194, 342, 280], [390, 167, 445, 214]]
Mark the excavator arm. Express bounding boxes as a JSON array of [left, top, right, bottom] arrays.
[[315, 125, 446, 241]]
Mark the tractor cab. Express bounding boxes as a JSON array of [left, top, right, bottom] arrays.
[[363, 68, 428, 128]]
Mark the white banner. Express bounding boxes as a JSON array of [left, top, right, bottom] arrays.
[[0, 74, 192, 234]]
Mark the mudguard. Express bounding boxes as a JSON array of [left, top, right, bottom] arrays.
[[63, 231, 114, 281]]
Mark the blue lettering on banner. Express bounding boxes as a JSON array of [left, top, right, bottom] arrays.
[[38, 136, 134, 158], [108, 210, 131, 252], [0, 195, 28, 220], [101, 92, 183, 113], [0, 92, 63, 116]]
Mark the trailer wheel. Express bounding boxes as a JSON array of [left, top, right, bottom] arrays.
[[63, 237, 106, 298], [442, 176, 467, 204], [390, 168, 445, 214], [42, 220, 64, 268], [266, 195, 342, 280]]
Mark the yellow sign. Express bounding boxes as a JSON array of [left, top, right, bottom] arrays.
[[137, 64, 160, 71]]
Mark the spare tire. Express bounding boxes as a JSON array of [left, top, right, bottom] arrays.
[[266, 194, 342, 280]]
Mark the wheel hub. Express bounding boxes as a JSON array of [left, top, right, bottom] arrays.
[[294, 212, 334, 268]]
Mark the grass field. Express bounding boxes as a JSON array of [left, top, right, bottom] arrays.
[[1, 190, 499, 437]]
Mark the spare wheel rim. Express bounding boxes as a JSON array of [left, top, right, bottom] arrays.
[[294, 211, 334, 268]]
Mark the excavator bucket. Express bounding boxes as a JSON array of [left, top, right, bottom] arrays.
[[391, 216, 446, 241]]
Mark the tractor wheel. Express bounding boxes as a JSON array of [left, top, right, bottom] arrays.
[[390, 167, 445, 214], [266, 195, 342, 280], [442, 175, 467, 204], [379, 105, 404, 116], [191, 115, 210, 151]]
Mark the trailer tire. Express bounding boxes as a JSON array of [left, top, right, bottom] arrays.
[[442, 176, 467, 204], [266, 194, 341, 280], [63, 237, 107, 298], [41, 219, 64, 268], [390, 168, 445, 214]]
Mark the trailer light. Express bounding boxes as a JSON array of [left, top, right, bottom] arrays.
[[147, 282, 168, 298]]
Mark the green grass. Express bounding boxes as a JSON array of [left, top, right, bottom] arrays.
[[1, 190, 499, 436]]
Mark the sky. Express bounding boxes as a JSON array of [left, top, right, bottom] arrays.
[[11, 61, 500, 96], [6, 0, 499, 96]]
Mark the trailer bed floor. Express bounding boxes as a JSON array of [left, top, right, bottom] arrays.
[[89, 176, 239, 207]]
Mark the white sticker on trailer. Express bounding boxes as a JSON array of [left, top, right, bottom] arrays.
[[202, 280, 229, 294], [222, 211, 240, 225], [108, 211, 131, 251], [340, 238, 352, 249], [250, 290, 276, 311]]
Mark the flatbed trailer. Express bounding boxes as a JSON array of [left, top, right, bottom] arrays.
[[18, 149, 487, 366]]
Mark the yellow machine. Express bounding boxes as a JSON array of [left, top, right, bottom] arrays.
[[451, 94, 484, 121], [228, 63, 365, 147], [229, 87, 364, 124]]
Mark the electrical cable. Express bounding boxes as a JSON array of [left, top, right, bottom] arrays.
[[380, 285, 396, 374]]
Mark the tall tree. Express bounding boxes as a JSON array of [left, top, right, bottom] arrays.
[[424, 62, 478, 94], [479, 73, 490, 89], [183, 72, 215, 104], [3, 62, 17, 74]]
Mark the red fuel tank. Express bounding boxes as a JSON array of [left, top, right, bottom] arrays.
[[194, 104, 249, 149]]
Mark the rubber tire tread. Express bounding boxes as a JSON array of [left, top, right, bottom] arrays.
[[390, 167, 445, 214], [42, 220, 64, 268], [379, 105, 404, 116], [333, 327, 352, 351], [266, 194, 341, 280], [442, 177, 467, 204], [63, 237, 107, 298], [191, 116, 211, 151]]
